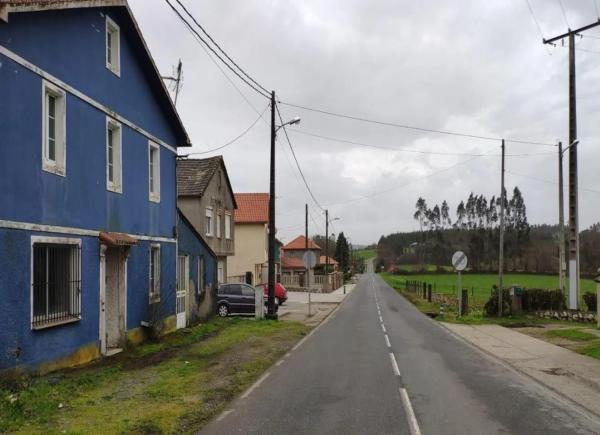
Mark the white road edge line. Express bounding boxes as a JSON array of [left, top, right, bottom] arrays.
[[240, 372, 271, 399], [390, 352, 401, 376], [385, 334, 391, 348], [275, 359, 284, 367], [381, 323, 387, 333], [400, 388, 422, 435]]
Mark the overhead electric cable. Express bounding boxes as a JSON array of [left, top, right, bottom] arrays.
[[288, 128, 555, 157], [173, 0, 269, 95], [557, 0, 571, 29], [524, 0, 554, 55], [278, 101, 556, 147], [506, 170, 600, 194], [276, 105, 324, 211], [165, 0, 269, 99], [182, 104, 269, 156]]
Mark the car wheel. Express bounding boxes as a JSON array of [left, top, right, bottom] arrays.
[[218, 304, 229, 317]]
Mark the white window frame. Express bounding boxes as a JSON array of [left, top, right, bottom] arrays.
[[225, 212, 232, 240], [30, 236, 82, 330], [216, 213, 222, 239], [205, 207, 214, 237], [42, 81, 67, 176], [106, 16, 121, 77], [106, 117, 122, 193], [149, 243, 161, 303], [148, 141, 161, 203]]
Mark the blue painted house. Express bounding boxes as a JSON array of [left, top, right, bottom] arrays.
[[176, 210, 218, 327], [0, 0, 192, 371]]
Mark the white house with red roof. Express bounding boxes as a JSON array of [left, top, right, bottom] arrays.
[[226, 193, 280, 285]]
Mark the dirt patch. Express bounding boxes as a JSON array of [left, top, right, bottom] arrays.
[[540, 367, 573, 377]]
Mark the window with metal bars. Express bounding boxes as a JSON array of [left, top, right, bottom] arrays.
[[32, 243, 81, 329]]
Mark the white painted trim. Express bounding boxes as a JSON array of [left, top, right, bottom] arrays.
[[106, 117, 123, 194], [30, 236, 82, 330], [0, 219, 176, 243], [42, 80, 67, 177], [148, 141, 161, 203], [105, 15, 121, 77], [149, 243, 161, 303], [99, 244, 107, 355], [0, 45, 178, 154]]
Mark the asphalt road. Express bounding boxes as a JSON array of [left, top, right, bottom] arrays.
[[200, 270, 600, 435]]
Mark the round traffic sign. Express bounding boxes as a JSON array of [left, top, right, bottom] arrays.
[[452, 251, 468, 271], [302, 251, 318, 269]]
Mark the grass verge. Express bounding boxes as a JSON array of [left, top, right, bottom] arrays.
[[0, 317, 308, 434], [546, 328, 598, 342]]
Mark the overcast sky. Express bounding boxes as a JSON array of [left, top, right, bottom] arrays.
[[130, 0, 600, 245]]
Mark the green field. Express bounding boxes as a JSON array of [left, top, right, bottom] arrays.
[[381, 272, 596, 308], [354, 249, 376, 260]]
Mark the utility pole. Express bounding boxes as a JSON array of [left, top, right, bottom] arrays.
[[325, 210, 329, 277], [558, 142, 565, 293], [305, 204, 309, 292], [498, 139, 505, 317], [267, 91, 277, 319], [544, 20, 600, 309]]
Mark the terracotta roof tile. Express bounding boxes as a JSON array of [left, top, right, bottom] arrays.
[[319, 255, 338, 265], [282, 235, 321, 251], [234, 193, 269, 223]]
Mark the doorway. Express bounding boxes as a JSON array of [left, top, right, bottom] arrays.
[[100, 246, 127, 355]]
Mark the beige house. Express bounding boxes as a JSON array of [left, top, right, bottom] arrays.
[[227, 193, 279, 285], [177, 156, 237, 284]]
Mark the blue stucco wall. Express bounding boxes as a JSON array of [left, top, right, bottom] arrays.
[[0, 7, 183, 370], [0, 228, 176, 370], [177, 214, 218, 321]]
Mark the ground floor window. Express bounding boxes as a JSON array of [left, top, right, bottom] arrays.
[[31, 238, 81, 329]]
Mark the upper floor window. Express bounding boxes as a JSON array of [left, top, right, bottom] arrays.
[[42, 81, 66, 176], [216, 213, 222, 239], [225, 212, 232, 239], [148, 142, 160, 203], [106, 118, 122, 193], [106, 16, 121, 76], [205, 207, 213, 236]]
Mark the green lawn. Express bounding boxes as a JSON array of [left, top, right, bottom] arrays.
[[354, 249, 376, 260], [381, 272, 596, 308], [546, 328, 598, 342], [0, 318, 308, 434]]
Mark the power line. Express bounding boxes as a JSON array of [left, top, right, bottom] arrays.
[[165, 0, 270, 99], [288, 128, 555, 157], [506, 169, 600, 194], [557, 0, 571, 29], [182, 103, 269, 156], [173, 0, 269, 95], [323, 150, 495, 208], [595, 0, 600, 19], [275, 104, 324, 211], [278, 101, 557, 147]]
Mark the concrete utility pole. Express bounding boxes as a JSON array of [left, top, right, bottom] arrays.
[[544, 20, 600, 309], [267, 91, 277, 319], [498, 139, 505, 317], [558, 142, 565, 293]]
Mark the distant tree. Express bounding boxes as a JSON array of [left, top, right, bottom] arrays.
[[441, 200, 452, 228], [413, 197, 428, 233], [455, 201, 466, 229], [335, 232, 350, 274]]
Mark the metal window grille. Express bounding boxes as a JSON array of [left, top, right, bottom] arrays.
[[32, 243, 81, 328]]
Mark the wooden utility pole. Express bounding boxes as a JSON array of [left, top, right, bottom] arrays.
[[558, 142, 565, 293], [498, 139, 505, 317], [266, 91, 277, 319], [325, 210, 329, 276], [305, 203, 309, 292], [544, 20, 600, 309]]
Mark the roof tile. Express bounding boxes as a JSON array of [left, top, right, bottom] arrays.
[[234, 193, 269, 223]]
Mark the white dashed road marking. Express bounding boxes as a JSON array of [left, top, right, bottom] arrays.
[[240, 372, 270, 399], [400, 387, 422, 435], [389, 352, 401, 376], [384, 334, 391, 348]]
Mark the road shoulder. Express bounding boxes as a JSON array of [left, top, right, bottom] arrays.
[[441, 322, 600, 420]]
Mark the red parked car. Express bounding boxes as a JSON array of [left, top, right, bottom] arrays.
[[259, 283, 288, 305]]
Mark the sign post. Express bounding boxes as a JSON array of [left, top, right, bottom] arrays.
[[452, 251, 468, 316]]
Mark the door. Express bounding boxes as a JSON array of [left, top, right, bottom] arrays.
[[176, 255, 188, 329], [217, 260, 224, 284], [101, 246, 127, 353]]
